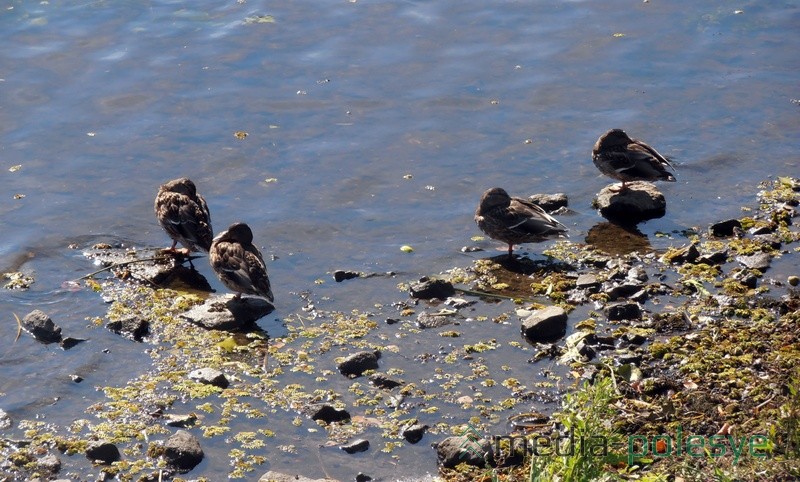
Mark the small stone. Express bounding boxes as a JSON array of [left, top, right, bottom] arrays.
[[164, 413, 198, 428], [37, 453, 61, 474], [789, 276, 800, 287], [575, 274, 600, 290], [605, 302, 642, 321], [528, 193, 569, 212], [736, 253, 772, 272], [709, 219, 742, 237], [409, 277, 456, 300], [0, 408, 11, 429], [22, 309, 62, 343], [697, 250, 728, 265], [106, 316, 150, 341], [188, 368, 229, 389], [606, 282, 644, 301], [369, 373, 403, 390], [355, 473, 372, 482], [85, 441, 121, 464], [433, 435, 494, 468], [163, 430, 204, 472], [417, 310, 463, 329], [595, 182, 666, 224], [59, 337, 86, 350], [663, 244, 700, 264], [749, 225, 774, 235], [338, 350, 381, 377], [461, 246, 484, 253], [444, 297, 475, 309], [181, 296, 273, 330], [333, 270, 361, 282], [70, 375, 84, 383], [309, 404, 351, 424], [753, 234, 782, 250], [385, 318, 399, 325], [340, 439, 370, 454], [521, 306, 568, 343], [401, 422, 429, 444]]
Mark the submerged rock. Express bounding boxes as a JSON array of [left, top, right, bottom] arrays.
[[163, 430, 204, 472], [433, 435, 494, 468], [401, 422, 429, 444], [369, 373, 404, 390], [181, 295, 273, 330], [409, 277, 456, 300], [22, 309, 62, 344], [85, 440, 121, 464], [106, 315, 150, 341], [338, 350, 381, 377], [595, 182, 666, 224], [521, 306, 568, 343], [333, 270, 361, 282], [339, 439, 370, 454], [308, 404, 351, 424]]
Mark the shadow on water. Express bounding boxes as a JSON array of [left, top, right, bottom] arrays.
[[585, 222, 652, 256]]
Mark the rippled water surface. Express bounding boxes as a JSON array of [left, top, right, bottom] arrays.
[[1, 0, 798, 480]]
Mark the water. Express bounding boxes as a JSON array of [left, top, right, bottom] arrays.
[[1, 0, 798, 480]]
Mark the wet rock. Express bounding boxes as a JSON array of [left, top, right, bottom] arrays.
[[70, 375, 83, 383], [106, 315, 150, 341], [409, 277, 456, 300], [433, 435, 494, 468], [417, 310, 463, 329], [85, 440, 121, 464], [749, 225, 774, 235], [309, 404, 351, 424], [753, 234, 782, 250], [356, 473, 372, 482], [164, 413, 198, 428], [606, 282, 644, 301], [595, 182, 666, 224], [259, 471, 334, 482], [789, 276, 800, 287], [84, 247, 188, 286], [461, 246, 484, 253], [385, 318, 399, 325], [338, 350, 381, 377], [37, 453, 61, 475], [59, 337, 86, 350], [444, 297, 475, 309], [521, 306, 567, 343], [0, 408, 11, 429], [575, 274, 600, 290], [736, 253, 772, 272], [709, 219, 742, 237], [605, 302, 642, 321], [22, 309, 62, 343], [340, 439, 370, 454], [181, 295, 273, 330], [528, 193, 569, 212], [333, 270, 361, 282], [188, 367, 229, 389], [697, 249, 728, 265], [733, 270, 759, 289], [369, 373, 404, 390], [401, 422, 429, 444], [163, 430, 204, 472], [662, 244, 700, 264]]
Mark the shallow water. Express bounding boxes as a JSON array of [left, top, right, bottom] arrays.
[[2, 0, 799, 480]]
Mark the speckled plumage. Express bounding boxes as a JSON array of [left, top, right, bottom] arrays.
[[154, 178, 213, 253], [209, 223, 274, 302], [475, 187, 568, 256], [592, 129, 676, 191]]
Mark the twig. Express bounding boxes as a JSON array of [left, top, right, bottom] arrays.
[[13, 312, 22, 342], [75, 255, 203, 281]]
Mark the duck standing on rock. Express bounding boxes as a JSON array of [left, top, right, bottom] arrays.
[[592, 129, 676, 192], [209, 222, 274, 302], [475, 187, 568, 257], [154, 178, 214, 254]]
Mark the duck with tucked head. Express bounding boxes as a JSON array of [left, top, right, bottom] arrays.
[[592, 129, 676, 192], [154, 177, 213, 254], [209, 222, 274, 302], [475, 187, 568, 257]]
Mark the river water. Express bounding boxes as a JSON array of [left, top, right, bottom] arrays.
[[1, 0, 798, 480]]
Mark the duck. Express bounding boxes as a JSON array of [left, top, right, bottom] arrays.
[[592, 129, 676, 191], [154, 178, 213, 253], [475, 187, 568, 257], [209, 222, 274, 302]]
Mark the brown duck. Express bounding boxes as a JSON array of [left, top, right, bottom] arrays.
[[592, 129, 676, 191], [154, 178, 213, 253], [475, 187, 568, 257], [209, 222, 274, 302]]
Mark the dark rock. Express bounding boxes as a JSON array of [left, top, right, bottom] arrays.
[[333, 270, 361, 282], [621, 332, 647, 345], [734, 270, 759, 289], [709, 219, 742, 237], [385, 318, 399, 325], [461, 246, 484, 253], [663, 244, 700, 264], [106, 315, 150, 341], [188, 367, 229, 389], [85, 440, 121, 464], [753, 234, 782, 250], [338, 350, 381, 378], [629, 289, 649, 303], [181, 295, 273, 330], [697, 250, 728, 265], [433, 435, 494, 468], [70, 375, 84, 383], [736, 253, 772, 272], [595, 182, 666, 224], [409, 277, 456, 300], [401, 422, 429, 444], [355, 473, 372, 482], [606, 282, 644, 301], [309, 404, 351, 424], [417, 310, 463, 329], [22, 309, 62, 343], [575, 274, 600, 290], [163, 430, 204, 472], [627, 267, 649, 282], [369, 373, 403, 390], [528, 193, 569, 212], [59, 337, 86, 350], [749, 225, 774, 235], [339, 439, 370, 454], [521, 306, 568, 343], [0, 408, 11, 429], [258, 472, 331, 482], [605, 302, 642, 321]]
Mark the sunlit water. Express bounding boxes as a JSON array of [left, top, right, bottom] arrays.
[[1, 0, 798, 479]]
